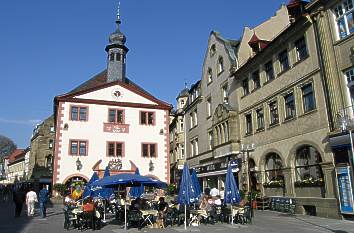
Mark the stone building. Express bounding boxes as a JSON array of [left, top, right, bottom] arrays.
[[230, 0, 340, 218], [304, 0, 354, 218], [181, 6, 291, 192], [169, 88, 188, 184], [28, 115, 55, 189]]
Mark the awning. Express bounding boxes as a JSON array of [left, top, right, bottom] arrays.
[[197, 169, 228, 177], [329, 133, 352, 149]]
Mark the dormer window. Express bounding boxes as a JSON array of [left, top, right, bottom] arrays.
[[217, 57, 224, 74], [210, 44, 216, 57]]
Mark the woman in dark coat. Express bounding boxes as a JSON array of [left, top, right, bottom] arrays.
[[13, 187, 26, 217]]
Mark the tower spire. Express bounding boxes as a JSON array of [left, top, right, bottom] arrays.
[[106, 1, 129, 83]]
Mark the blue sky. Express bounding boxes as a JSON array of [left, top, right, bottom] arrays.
[[0, 0, 287, 148]]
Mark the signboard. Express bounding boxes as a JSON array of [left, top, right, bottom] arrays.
[[230, 159, 240, 173], [336, 166, 354, 214], [103, 123, 129, 133]]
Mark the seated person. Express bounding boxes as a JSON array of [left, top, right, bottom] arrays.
[[199, 196, 216, 224], [207, 196, 214, 205], [214, 195, 222, 206], [157, 197, 168, 219], [82, 197, 96, 230]]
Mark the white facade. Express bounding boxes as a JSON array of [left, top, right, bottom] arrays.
[[53, 81, 171, 185]]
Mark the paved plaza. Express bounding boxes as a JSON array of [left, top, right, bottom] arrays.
[[0, 202, 354, 233]]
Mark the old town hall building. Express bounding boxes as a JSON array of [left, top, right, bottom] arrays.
[[53, 11, 171, 187]]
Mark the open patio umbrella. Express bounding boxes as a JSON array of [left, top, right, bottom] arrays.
[[129, 168, 144, 198], [94, 166, 114, 199], [191, 169, 201, 200], [178, 162, 197, 229], [91, 173, 167, 230], [224, 165, 241, 224], [82, 172, 99, 198]]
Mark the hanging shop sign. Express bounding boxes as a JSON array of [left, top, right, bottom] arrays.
[[230, 159, 240, 173], [336, 166, 354, 214]]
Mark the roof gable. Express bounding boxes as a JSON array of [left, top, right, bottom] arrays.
[[56, 70, 171, 108]]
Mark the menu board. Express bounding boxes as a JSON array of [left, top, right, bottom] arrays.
[[336, 166, 354, 214]]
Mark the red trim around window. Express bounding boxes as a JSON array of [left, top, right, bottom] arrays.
[[139, 111, 156, 126], [69, 105, 89, 121], [69, 139, 89, 156], [141, 142, 158, 158], [107, 108, 125, 124], [106, 141, 125, 157]]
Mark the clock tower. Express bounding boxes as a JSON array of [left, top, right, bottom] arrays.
[[105, 4, 128, 83]]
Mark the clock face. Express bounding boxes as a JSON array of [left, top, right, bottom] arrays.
[[111, 88, 123, 100]]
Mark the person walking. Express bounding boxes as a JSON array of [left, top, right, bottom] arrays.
[[38, 185, 49, 218], [13, 187, 25, 217], [26, 188, 37, 216]]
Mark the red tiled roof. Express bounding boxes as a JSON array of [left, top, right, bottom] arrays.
[[8, 149, 25, 163]]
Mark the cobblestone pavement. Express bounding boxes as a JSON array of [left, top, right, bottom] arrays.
[[0, 202, 354, 233]]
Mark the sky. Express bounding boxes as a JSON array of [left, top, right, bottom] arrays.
[[0, 0, 288, 148]]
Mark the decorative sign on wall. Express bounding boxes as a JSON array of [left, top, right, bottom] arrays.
[[111, 88, 124, 100], [108, 159, 122, 171], [336, 166, 354, 214], [103, 123, 129, 133]]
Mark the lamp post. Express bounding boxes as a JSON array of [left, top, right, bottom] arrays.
[[76, 157, 82, 171], [240, 143, 255, 217]]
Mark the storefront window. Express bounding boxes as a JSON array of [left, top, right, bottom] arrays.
[[295, 145, 324, 186], [265, 153, 283, 182]]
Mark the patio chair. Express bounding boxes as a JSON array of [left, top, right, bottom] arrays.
[[127, 210, 143, 229], [63, 208, 78, 230], [236, 206, 252, 224]]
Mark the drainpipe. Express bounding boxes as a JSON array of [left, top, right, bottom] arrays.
[[310, 11, 335, 131]]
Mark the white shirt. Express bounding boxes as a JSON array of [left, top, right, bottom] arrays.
[[210, 188, 219, 197], [26, 191, 37, 202]]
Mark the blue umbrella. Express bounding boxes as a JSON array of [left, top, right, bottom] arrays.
[[191, 169, 201, 199], [83, 172, 99, 198], [178, 162, 197, 229], [224, 165, 241, 205], [129, 168, 144, 198], [91, 172, 167, 230], [94, 166, 114, 199]]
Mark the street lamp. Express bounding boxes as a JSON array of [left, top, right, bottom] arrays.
[[76, 157, 82, 171], [149, 160, 154, 172]]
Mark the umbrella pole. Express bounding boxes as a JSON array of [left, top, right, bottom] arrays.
[[184, 204, 187, 230], [103, 199, 106, 223], [124, 196, 127, 230]]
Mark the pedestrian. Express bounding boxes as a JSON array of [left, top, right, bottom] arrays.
[[13, 187, 25, 217], [39, 185, 49, 218], [26, 188, 37, 216], [210, 187, 219, 197]]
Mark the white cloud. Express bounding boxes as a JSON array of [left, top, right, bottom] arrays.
[[0, 118, 41, 126]]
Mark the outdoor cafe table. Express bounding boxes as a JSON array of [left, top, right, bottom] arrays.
[[189, 209, 207, 226], [140, 209, 158, 227]]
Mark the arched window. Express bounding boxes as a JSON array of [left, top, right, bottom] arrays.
[[207, 68, 213, 83], [265, 153, 283, 182], [210, 44, 216, 57], [217, 56, 224, 74], [295, 145, 323, 183], [46, 155, 53, 169]]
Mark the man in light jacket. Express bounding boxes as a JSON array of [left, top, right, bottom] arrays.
[[26, 188, 37, 216]]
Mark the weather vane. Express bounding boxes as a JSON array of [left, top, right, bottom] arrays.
[[117, 1, 121, 21]]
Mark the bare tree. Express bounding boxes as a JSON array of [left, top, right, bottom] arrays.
[[0, 134, 17, 157]]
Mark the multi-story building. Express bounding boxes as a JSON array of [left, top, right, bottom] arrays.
[[304, 0, 354, 218], [169, 88, 188, 184], [7, 149, 27, 183], [182, 6, 290, 192], [230, 0, 339, 218], [53, 11, 171, 189], [28, 115, 55, 190]]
